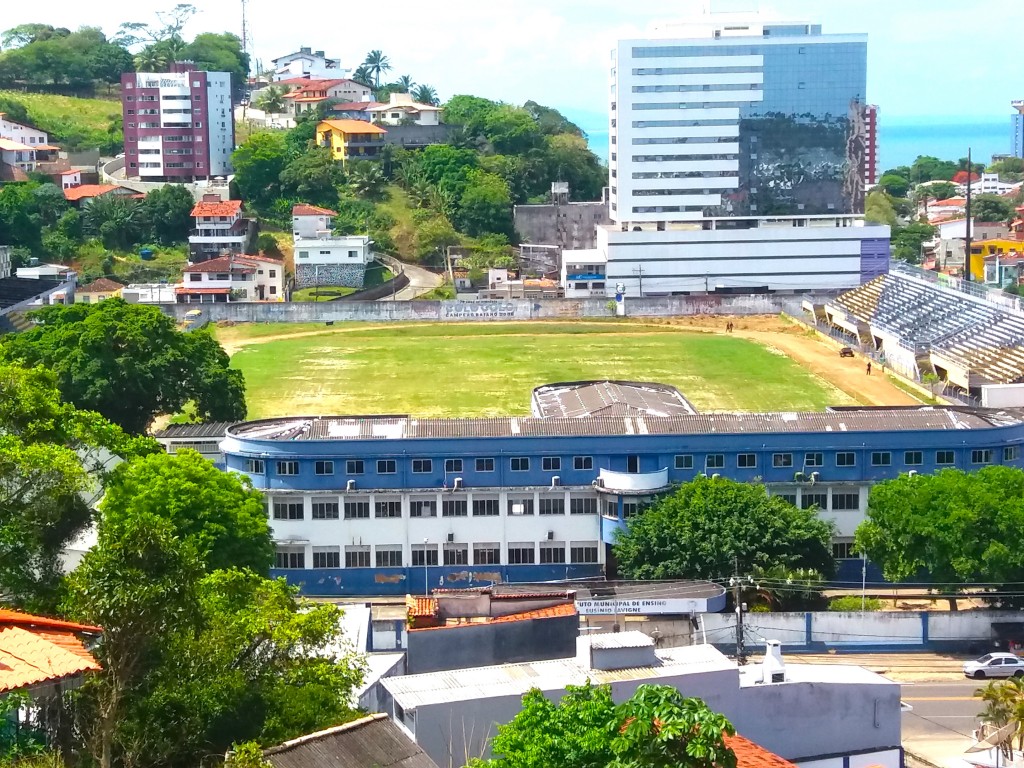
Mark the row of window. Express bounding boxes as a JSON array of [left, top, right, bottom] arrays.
[[254, 455, 596, 476], [771, 491, 861, 511], [275, 542, 600, 570], [682, 448, 1016, 470], [272, 496, 600, 521]]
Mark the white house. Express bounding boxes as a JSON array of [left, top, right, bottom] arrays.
[[293, 235, 372, 289], [0, 112, 49, 146], [561, 249, 608, 298], [961, 173, 1022, 197], [0, 138, 36, 175], [280, 78, 373, 118], [188, 196, 249, 263], [367, 93, 441, 126], [121, 283, 177, 304], [292, 204, 337, 239], [177, 254, 285, 303], [58, 170, 82, 189], [271, 48, 346, 81], [15, 263, 76, 304]]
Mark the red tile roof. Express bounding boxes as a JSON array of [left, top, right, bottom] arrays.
[[408, 601, 577, 631], [183, 255, 255, 273], [293, 204, 338, 216], [78, 277, 125, 293], [318, 119, 387, 135], [725, 734, 798, 768], [190, 199, 243, 217], [0, 609, 100, 635], [64, 184, 118, 202], [330, 102, 373, 111], [0, 608, 101, 694], [407, 596, 437, 618]]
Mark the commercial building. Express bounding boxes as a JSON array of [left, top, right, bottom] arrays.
[[582, 12, 890, 296], [121, 62, 233, 182]]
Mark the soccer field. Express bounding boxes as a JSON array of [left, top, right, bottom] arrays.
[[218, 321, 858, 420]]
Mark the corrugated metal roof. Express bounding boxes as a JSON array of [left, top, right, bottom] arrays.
[[533, 381, 697, 419], [589, 630, 654, 649], [152, 422, 237, 439], [263, 713, 437, 768]]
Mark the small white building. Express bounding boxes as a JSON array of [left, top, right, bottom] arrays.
[[0, 245, 11, 280], [0, 112, 49, 146], [367, 93, 441, 126], [58, 170, 82, 189], [271, 48, 346, 81], [14, 263, 76, 304], [961, 173, 1022, 197], [292, 204, 337, 239], [121, 283, 178, 304], [561, 248, 608, 297], [0, 138, 36, 175], [293, 235, 373, 289]]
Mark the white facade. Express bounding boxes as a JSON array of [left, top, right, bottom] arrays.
[[0, 245, 11, 279], [0, 114, 48, 146], [205, 72, 233, 176], [181, 256, 284, 301], [294, 236, 373, 266], [271, 48, 346, 81], [59, 170, 82, 189], [561, 248, 607, 297], [962, 173, 1021, 197], [293, 211, 334, 239], [0, 141, 36, 173], [121, 283, 177, 304], [367, 93, 441, 126]]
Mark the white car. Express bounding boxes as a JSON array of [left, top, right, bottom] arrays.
[[963, 653, 1024, 679]]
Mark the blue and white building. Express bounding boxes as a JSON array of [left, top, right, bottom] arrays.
[[213, 381, 1024, 596]]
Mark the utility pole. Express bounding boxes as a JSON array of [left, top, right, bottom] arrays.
[[633, 265, 645, 297], [730, 558, 749, 665], [965, 147, 973, 283]]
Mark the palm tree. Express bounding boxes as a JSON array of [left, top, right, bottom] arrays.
[[363, 50, 391, 88], [347, 160, 387, 202], [412, 84, 439, 106], [352, 65, 374, 89], [84, 195, 141, 251], [396, 75, 415, 92], [977, 678, 1024, 755], [254, 85, 286, 114]]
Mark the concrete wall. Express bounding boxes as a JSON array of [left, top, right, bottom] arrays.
[[163, 291, 837, 324], [514, 201, 611, 250], [703, 610, 1022, 651], [100, 156, 231, 201], [406, 614, 578, 674]]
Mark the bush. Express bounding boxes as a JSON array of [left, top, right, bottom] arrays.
[[828, 596, 883, 611]]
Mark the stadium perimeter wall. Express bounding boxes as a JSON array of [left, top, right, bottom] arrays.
[[163, 292, 840, 324]]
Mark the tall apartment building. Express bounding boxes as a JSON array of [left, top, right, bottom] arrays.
[[121, 62, 233, 182], [591, 13, 890, 296], [1013, 100, 1024, 159]]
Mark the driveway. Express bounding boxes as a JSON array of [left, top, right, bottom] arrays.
[[383, 260, 443, 301], [902, 680, 983, 768]]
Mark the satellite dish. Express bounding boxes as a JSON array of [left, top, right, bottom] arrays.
[[966, 721, 1017, 753]]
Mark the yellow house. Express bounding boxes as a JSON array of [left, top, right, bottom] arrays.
[[75, 277, 125, 304], [316, 119, 387, 164], [969, 238, 1024, 281]]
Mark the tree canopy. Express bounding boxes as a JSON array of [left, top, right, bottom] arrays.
[[972, 194, 1015, 224], [0, 300, 246, 434], [613, 476, 835, 581]]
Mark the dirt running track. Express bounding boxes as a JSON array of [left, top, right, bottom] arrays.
[[215, 315, 919, 408]]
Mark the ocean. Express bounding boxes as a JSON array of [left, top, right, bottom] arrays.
[[574, 118, 1011, 172]]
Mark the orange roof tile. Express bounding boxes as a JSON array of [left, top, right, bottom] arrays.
[[725, 734, 798, 768], [0, 627, 100, 694], [318, 119, 387, 135], [0, 609, 100, 634], [63, 184, 118, 202], [184, 255, 255, 273], [78, 277, 125, 293], [407, 596, 437, 617], [293, 204, 338, 216], [190, 199, 243, 217], [409, 602, 577, 631]]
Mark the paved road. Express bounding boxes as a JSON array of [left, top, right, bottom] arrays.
[[902, 681, 984, 767], [385, 261, 443, 301]]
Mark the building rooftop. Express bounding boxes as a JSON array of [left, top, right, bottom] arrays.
[[64, 184, 119, 202], [190, 199, 243, 217], [226, 406, 1018, 443], [318, 119, 388, 135], [77, 278, 125, 294], [183, 255, 255, 273], [533, 380, 698, 419], [152, 422, 238, 439], [725, 734, 798, 768], [0, 276, 62, 311], [0, 137, 34, 151], [0, 609, 101, 695], [263, 713, 438, 768], [293, 204, 338, 217]]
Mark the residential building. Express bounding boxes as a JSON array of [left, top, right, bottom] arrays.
[[516, 189, 612, 253], [63, 184, 124, 205], [282, 78, 373, 118], [316, 119, 387, 163], [377, 634, 901, 768], [13, 263, 76, 304], [121, 62, 233, 182], [177, 254, 285, 303], [366, 93, 442, 126], [0, 608, 101, 698], [1013, 100, 1024, 158], [561, 249, 608, 297], [293, 234, 372, 289], [0, 111, 49, 147], [75, 277, 125, 304], [0, 137, 37, 179], [292, 204, 337, 239], [924, 219, 1010, 273], [960, 173, 1022, 197], [0, 245, 10, 279], [583, 12, 890, 296], [58, 169, 82, 189], [121, 283, 177, 304], [329, 101, 373, 121], [262, 714, 438, 768], [188, 196, 253, 263], [270, 47, 346, 82]]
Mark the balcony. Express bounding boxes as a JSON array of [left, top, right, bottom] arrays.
[[596, 468, 670, 495]]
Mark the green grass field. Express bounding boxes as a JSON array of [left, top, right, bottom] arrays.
[[219, 322, 856, 419]]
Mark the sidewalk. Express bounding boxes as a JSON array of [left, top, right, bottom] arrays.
[[748, 651, 971, 682]]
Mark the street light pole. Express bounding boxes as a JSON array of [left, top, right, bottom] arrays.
[[423, 538, 429, 597]]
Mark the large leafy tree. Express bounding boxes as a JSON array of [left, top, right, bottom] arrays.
[[83, 194, 142, 250], [232, 131, 289, 209], [473, 683, 736, 768], [972, 194, 1015, 224], [856, 467, 1024, 608], [0, 300, 246, 434], [614, 476, 835, 581], [455, 169, 514, 239], [140, 183, 195, 244], [279, 145, 343, 208]]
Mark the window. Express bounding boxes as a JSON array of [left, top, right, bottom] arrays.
[[346, 460, 364, 475], [269, 286, 276, 295], [376, 547, 403, 567], [542, 457, 561, 471], [273, 502, 304, 520], [936, 450, 955, 465], [277, 460, 299, 476], [674, 455, 694, 470], [344, 500, 370, 519], [773, 453, 793, 468], [775, 493, 798, 506], [904, 451, 923, 466], [570, 542, 599, 564], [476, 457, 495, 472], [311, 500, 339, 519], [473, 543, 501, 565], [706, 454, 724, 469], [269, 269, 276, 278], [443, 544, 468, 565], [832, 492, 860, 511], [832, 541, 856, 559], [573, 456, 593, 470], [510, 457, 530, 472], [507, 497, 534, 515], [972, 449, 992, 465], [801, 493, 828, 510], [540, 543, 566, 564], [623, 500, 642, 518], [626, 455, 640, 473], [345, 546, 370, 568], [410, 498, 436, 517], [539, 497, 565, 515], [870, 452, 891, 467], [836, 452, 856, 467], [275, 546, 304, 569], [508, 544, 535, 564], [299, 251, 309, 259], [411, 545, 438, 566], [737, 453, 757, 469], [442, 499, 467, 517], [377, 459, 397, 474], [412, 459, 432, 474], [570, 497, 598, 515], [315, 460, 334, 476], [375, 500, 402, 518], [246, 458, 265, 473], [472, 498, 500, 516], [1005, 446, 1021, 462], [444, 458, 463, 473], [313, 547, 340, 568]]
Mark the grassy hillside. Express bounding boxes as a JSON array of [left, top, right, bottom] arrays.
[[0, 90, 122, 153]]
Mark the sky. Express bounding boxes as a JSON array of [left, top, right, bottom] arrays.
[[5, 0, 1021, 127]]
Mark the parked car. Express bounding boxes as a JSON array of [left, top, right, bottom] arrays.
[[963, 653, 1024, 679], [839, 347, 855, 358]]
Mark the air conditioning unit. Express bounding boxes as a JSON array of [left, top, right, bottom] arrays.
[[547, 531, 555, 541], [346, 479, 356, 491], [447, 533, 455, 543], [453, 477, 463, 490]]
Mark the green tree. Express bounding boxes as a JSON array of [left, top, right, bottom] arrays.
[[864, 189, 897, 227], [346, 160, 387, 201], [254, 85, 286, 113], [483, 105, 543, 155], [544, 133, 606, 201], [878, 173, 910, 198], [523, 100, 585, 137], [0, 300, 246, 434], [613, 476, 835, 581], [0, 182, 44, 250], [279, 145, 343, 208], [990, 157, 1024, 182], [443, 94, 500, 136], [455, 169, 514, 238], [973, 194, 1015, 223], [414, 215, 460, 265], [412, 84, 439, 106], [140, 183, 194, 244], [891, 219, 936, 264], [909, 155, 959, 184], [351, 64, 373, 88], [917, 181, 957, 203], [181, 32, 249, 98], [856, 467, 1024, 609], [232, 131, 289, 209], [83, 194, 142, 250], [362, 49, 391, 88]]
